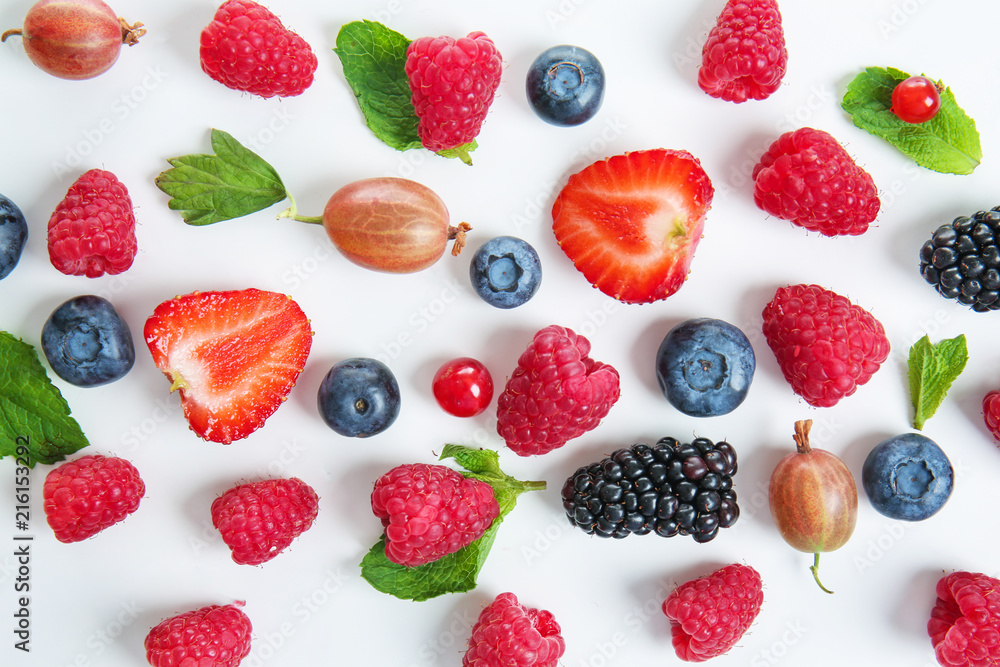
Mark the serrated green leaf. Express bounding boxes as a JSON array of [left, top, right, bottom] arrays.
[[334, 20, 422, 152], [842, 66, 982, 175], [0, 332, 89, 466], [154, 128, 288, 225], [908, 334, 969, 429], [360, 445, 545, 601]]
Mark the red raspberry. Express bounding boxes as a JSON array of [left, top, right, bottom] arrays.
[[211, 478, 319, 565], [983, 390, 1000, 443], [699, 0, 787, 103], [496, 325, 620, 456], [463, 592, 566, 667], [662, 563, 764, 662], [928, 571, 1000, 667], [752, 127, 881, 236], [404, 32, 503, 153], [762, 284, 890, 408], [144, 602, 252, 667], [43, 454, 145, 543], [47, 168, 137, 278], [371, 463, 499, 567], [200, 0, 317, 99]]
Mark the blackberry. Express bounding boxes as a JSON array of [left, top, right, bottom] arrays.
[[561, 436, 739, 543], [920, 207, 1000, 312]]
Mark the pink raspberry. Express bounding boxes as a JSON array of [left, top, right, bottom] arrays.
[[496, 325, 620, 456], [211, 478, 319, 565], [371, 463, 499, 567], [47, 168, 137, 278], [463, 592, 566, 667], [699, 0, 787, 103], [662, 563, 764, 662], [761, 284, 890, 408], [144, 603, 252, 667], [983, 390, 1000, 443], [200, 0, 317, 98], [752, 127, 881, 236], [928, 571, 1000, 667], [404, 32, 503, 154], [43, 455, 145, 543]]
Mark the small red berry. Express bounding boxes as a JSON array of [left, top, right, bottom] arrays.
[[983, 390, 1000, 443], [890, 75, 942, 124], [432, 357, 494, 417]]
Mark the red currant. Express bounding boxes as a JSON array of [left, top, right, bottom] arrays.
[[890, 75, 941, 124], [432, 357, 494, 417]]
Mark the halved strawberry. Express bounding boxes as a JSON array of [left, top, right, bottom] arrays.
[[143, 288, 313, 444], [551, 149, 714, 304]]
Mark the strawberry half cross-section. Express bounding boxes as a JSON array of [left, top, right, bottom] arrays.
[[144, 288, 313, 444]]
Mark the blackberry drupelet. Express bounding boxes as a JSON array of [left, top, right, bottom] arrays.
[[920, 207, 1000, 312], [561, 437, 739, 543]]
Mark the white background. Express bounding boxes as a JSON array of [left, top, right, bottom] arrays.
[[2, 1, 999, 665]]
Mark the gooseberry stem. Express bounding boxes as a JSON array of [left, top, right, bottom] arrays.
[[1, 29, 22, 42], [810, 552, 834, 594], [276, 193, 323, 225], [448, 222, 472, 256]]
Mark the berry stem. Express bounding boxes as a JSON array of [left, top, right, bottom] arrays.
[[120, 18, 146, 46], [448, 222, 472, 256], [810, 552, 834, 594], [276, 193, 323, 225], [1, 29, 21, 42], [793, 419, 813, 455]]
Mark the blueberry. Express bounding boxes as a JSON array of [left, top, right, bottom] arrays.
[[655, 318, 755, 417], [862, 433, 953, 521], [40, 295, 135, 387], [0, 193, 28, 281], [526, 45, 605, 127], [469, 235, 541, 309], [317, 357, 400, 437]]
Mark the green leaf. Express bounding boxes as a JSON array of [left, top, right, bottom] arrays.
[[334, 20, 422, 152], [908, 334, 969, 429], [842, 66, 982, 175], [0, 332, 89, 466], [360, 445, 545, 601], [154, 128, 288, 225]]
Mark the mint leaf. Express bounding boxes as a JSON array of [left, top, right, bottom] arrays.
[[155, 128, 288, 225], [842, 66, 982, 175], [334, 20, 421, 152], [908, 334, 969, 429], [360, 446, 545, 601], [0, 332, 89, 466]]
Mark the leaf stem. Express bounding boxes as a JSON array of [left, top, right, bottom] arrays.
[[276, 193, 324, 225]]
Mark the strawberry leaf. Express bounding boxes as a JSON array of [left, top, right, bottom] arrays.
[[334, 20, 422, 152], [359, 445, 545, 601], [155, 128, 288, 225], [908, 334, 968, 430], [0, 332, 89, 466], [842, 66, 982, 175]]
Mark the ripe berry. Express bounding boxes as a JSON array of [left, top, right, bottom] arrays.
[[144, 602, 252, 667], [41, 295, 135, 387], [47, 168, 137, 278], [200, 0, 317, 98], [432, 357, 494, 417], [562, 437, 740, 543], [929, 571, 1000, 666], [371, 462, 500, 567], [43, 454, 145, 543], [983, 390, 1000, 443], [891, 75, 941, 124], [525, 44, 605, 126], [463, 592, 566, 667], [211, 477, 319, 565], [861, 433, 953, 521], [699, 0, 787, 103], [469, 235, 542, 309], [0, 193, 28, 281], [317, 357, 401, 437], [919, 207, 1000, 312], [662, 563, 764, 661]]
